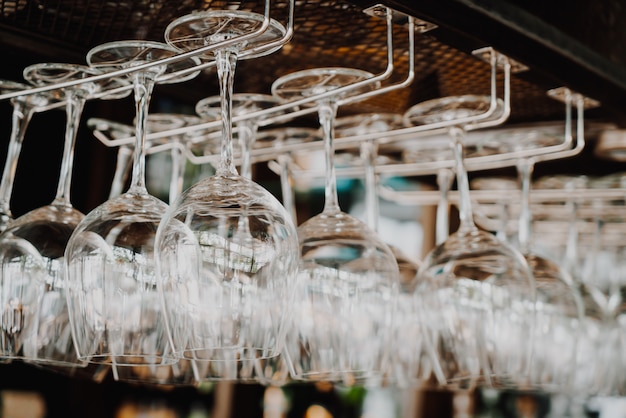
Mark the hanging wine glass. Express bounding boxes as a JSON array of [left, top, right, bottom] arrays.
[[271, 69, 400, 387], [0, 63, 129, 382], [404, 95, 535, 390], [335, 113, 420, 273], [513, 157, 583, 393], [571, 175, 626, 397], [336, 112, 431, 387], [64, 41, 201, 378], [0, 81, 62, 365], [0, 81, 63, 365], [156, 9, 299, 384], [92, 112, 206, 387], [0, 81, 64, 233], [529, 173, 616, 396], [469, 123, 585, 393]]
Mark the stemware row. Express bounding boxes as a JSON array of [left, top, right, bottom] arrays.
[[0, 3, 620, 403]]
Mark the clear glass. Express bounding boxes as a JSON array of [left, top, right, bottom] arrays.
[[470, 176, 517, 242], [0, 63, 128, 367], [85, 117, 135, 199], [272, 68, 400, 387], [514, 158, 583, 393], [473, 123, 565, 156], [0, 81, 61, 364], [157, 10, 299, 385], [405, 95, 536, 390], [258, 127, 320, 225], [402, 144, 455, 245], [0, 81, 63, 233], [473, 159, 583, 393], [196, 93, 284, 181], [572, 175, 626, 397], [525, 173, 616, 396], [143, 113, 201, 204], [64, 41, 200, 383], [337, 112, 427, 387]]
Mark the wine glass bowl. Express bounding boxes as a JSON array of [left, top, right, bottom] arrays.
[[156, 170, 299, 381], [0, 233, 46, 360]]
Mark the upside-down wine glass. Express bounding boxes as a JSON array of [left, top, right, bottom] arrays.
[[156, 9, 299, 384], [572, 174, 626, 397], [271, 68, 400, 387], [337, 112, 430, 387], [64, 41, 200, 385], [0, 63, 129, 382], [405, 95, 535, 390], [0, 80, 64, 366], [514, 156, 582, 393]]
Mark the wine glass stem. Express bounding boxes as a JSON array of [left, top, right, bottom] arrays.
[[517, 158, 535, 254], [436, 168, 453, 245], [169, 138, 184, 203], [590, 208, 603, 280], [361, 139, 379, 232], [450, 126, 475, 233], [0, 99, 34, 219], [563, 184, 579, 276], [319, 100, 340, 214], [109, 145, 133, 199], [238, 121, 256, 180], [52, 92, 86, 207], [496, 202, 509, 243], [278, 153, 297, 224], [216, 49, 239, 177], [128, 71, 157, 194]]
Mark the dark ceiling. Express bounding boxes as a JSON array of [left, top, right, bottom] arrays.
[[3, 0, 622, 122]]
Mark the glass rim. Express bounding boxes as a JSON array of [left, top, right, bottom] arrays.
[[195, 92, 282, 119], [271, 66, 377, 101], [86, 39, 201, 85], [164, 9, 287, 61], [404, 94, 505, 125]]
